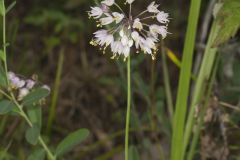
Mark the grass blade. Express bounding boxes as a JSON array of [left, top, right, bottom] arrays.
[[170, 0, 202, 159], [183, 21, 220, 159]]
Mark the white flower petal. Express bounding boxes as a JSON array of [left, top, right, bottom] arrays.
[[94, 29, 108, 36], [89, 7, 103, 19], [119, 29, 125, 37], [149, 24, 168, 38], [101, 0, 115, 6], [42, 85, 51, 92], [147, 1, 160, 13], [105, 34, 114, 46], [121, 35, 129, 46], [18, 88, 29, 100], [111, 41, 123, 55], [145, 37, 156, 49], [128, 39, 134, 47], [133, 18, 143, 31], [100, 16, 114, 25], [123, 46, 130, 57], [26, 79, 35, 89], [157, 11, 169, 23], [126, 0, 135, 4], [94, 30, 110, 46], [8, 72, 15, 80], [112, 12, 124, 24], [131, 31, 141, 48]]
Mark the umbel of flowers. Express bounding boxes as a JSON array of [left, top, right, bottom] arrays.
[[88, 0, 170, 60]]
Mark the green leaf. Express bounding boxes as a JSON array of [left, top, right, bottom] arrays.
[[0, 0, 5, 16], [27, 149, 45, 160], [22, 88, 50, 106], [213, 0, 240, 46], [25, 124, 40, 145], [0, 100, 16, 115], [55, 128, 89, 157], [27, 106, 42, 129], [129, 146, 140, 160], [170, 0, 201, 159]]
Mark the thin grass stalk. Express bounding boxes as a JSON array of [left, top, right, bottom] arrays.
[[161, 40, 174, 124], [2, 0, 9, 86], [170, 0, 201, 159], [149, 57, 166, 160], [150, 58, 157, 130], [187, 53, 220, 160], [47, 49, 64, 135], [125, 55, 131, 160], [183, 21, 220, 159]]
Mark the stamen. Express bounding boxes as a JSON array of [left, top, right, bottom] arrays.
[[129, 4, 132, 19]]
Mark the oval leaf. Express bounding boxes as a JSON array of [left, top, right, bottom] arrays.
[[55, 128, 89, 157], [0, 100, 16, 115], [25, 124, 40, 145], [22, 88, 50, 106], [27, 106, 42, 129], [27, 149, 45, 160]]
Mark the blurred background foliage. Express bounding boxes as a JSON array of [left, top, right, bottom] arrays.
[[0, 0, 240, 159]]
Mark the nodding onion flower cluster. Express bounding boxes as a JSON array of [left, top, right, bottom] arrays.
[[8, 72, 50, 101], [88, 0, 170, 60]]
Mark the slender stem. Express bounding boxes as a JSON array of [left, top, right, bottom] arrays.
[[39, 137, 56, 160], [0, 89, 12, 99], [150, 58, 156, 130], [125, 55, 131, 160], [219, 101, 240, 111], [134, 10, 148, 19], [149, 57, 165, 160], [9, 94, 55, 160], [140, 16, 156, 20], [47, 49, 64, 135], [2, 1, 9, 86], [161, 40, 174, 124], [114, 3, 127, 17], [142, 23, 150, 27], [129, 4, 132, 18]]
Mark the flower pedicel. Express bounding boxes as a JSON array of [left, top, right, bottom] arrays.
[[88, 0, 170, 60]]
